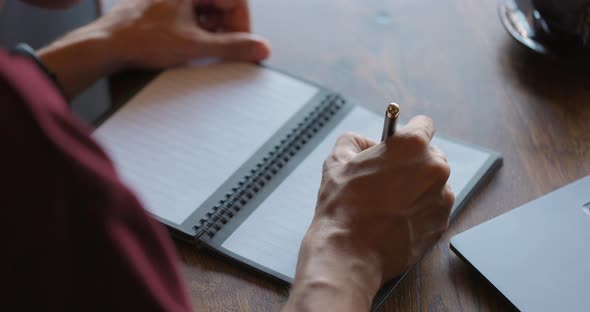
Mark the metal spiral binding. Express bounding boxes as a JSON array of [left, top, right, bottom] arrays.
[[194, 94, 346, 239]]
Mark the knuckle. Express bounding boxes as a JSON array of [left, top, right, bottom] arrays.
[[334, 132, 354, 149], [397, 132, 429, 150], [430, 145, 447, 162], [338, 131, 357, 141], [430, 157, 451, 181], [441, 186, 455, 211]]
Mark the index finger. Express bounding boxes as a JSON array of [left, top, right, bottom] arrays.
[[397, 115, 436, 143]]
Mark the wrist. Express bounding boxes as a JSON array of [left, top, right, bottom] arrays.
[[285, 219, 382, 311]]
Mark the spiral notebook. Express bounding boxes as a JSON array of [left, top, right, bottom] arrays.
[[93, 62, 502, 310]]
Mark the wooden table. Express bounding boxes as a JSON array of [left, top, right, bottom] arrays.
[[112, 0, 590, 311]]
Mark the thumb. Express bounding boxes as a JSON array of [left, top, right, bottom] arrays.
[[196, 32, 271, 61], [325, 132, 377, 168]]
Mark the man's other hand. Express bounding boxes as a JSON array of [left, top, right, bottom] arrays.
[[105, 0, 271, 68], [38, 0, 270, 98]]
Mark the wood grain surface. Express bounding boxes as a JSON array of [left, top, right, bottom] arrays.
[[112, 0, 590, 311]]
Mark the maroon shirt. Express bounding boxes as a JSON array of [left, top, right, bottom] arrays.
[[0, 49, 192, 311]]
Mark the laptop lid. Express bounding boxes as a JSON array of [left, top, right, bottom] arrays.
[[450, 176, 590, 312]]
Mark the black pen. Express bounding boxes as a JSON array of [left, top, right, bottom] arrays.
[[381, 103, 400, 142]]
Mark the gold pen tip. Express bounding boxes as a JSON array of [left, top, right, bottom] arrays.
[[387, 103, 400, 118]]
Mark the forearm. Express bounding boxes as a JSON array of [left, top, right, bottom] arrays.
[[38, 20, 124, 100], [283, 221, 382, 312]]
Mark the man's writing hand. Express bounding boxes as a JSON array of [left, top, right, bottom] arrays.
[[284, 116, 455, 312]]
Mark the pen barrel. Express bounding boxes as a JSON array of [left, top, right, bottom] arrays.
[[381, 115, 397, 142]]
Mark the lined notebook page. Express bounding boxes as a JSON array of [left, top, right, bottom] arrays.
[[94, 63, 318, 224], [221, 106, 491, 280]]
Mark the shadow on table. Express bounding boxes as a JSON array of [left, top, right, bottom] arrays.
[[175, 240, 289, 308], [449, 252, 519, 312], [499, 40, 590, 112]]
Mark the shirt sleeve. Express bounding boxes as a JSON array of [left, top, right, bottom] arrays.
[[0, 49, 192, 312]]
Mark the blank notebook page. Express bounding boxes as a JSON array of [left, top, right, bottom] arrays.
[[221, 106, 491, 280], [94, 63, 318, 224]]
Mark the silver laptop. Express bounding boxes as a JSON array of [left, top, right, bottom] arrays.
[[451, 176, 590, 312]]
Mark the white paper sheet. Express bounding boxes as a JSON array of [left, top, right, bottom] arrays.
[[94, 63, 318, 224], [221, 106, 491, 280]]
